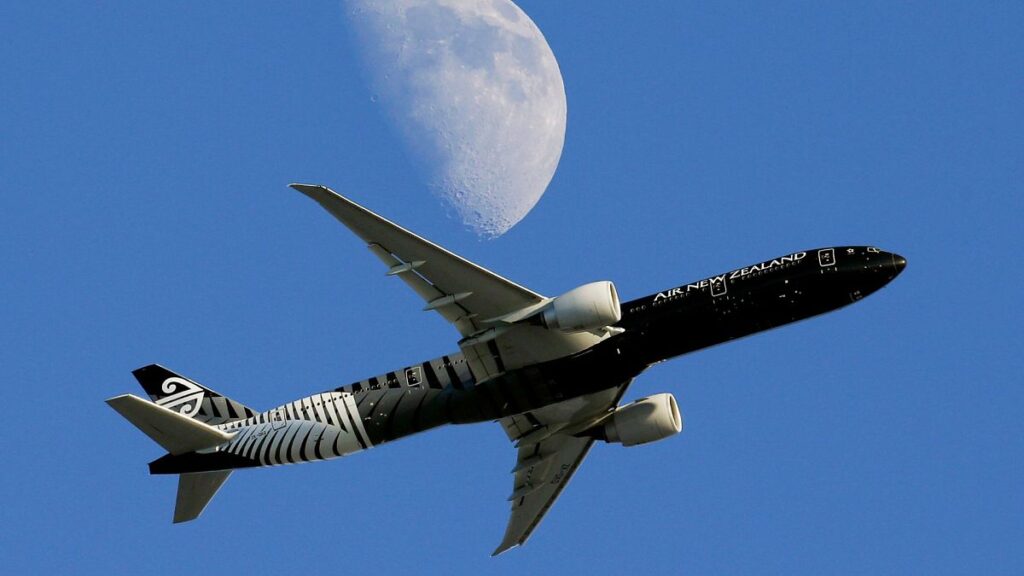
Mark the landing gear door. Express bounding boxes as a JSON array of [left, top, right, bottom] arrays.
[[818, 248, 836, 267], [271, 408, 287, 430], [710, 275, 727, 297]]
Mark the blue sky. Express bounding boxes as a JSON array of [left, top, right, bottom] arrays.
[[2, 1, 1021, 573]]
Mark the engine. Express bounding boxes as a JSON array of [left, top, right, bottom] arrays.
[[537, 281, 622, 333], [600, 393, 683, 447]]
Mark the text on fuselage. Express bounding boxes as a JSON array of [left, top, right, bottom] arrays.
[[653, 252, 807, 302]]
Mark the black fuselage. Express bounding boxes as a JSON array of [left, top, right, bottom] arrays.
[[151, 246, 905, 474], [434, 246, 905, 429]]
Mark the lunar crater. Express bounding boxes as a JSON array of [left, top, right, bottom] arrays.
[[346, 0, 567, 237]]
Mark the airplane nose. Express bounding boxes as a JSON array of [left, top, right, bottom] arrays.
[[891, 253, 907, 275]]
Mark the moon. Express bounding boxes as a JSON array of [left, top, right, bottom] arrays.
[[345, 0, 567, 238]]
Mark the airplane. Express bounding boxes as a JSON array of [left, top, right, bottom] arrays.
[[107, 184, 906, 555]]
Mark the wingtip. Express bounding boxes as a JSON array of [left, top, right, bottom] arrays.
[[491, 540, 520, 556], [290, 183, 346, 203], [105, 393, 137, 407]]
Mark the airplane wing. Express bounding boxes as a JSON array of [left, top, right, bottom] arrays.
[[492, 381, 633, 555], [290, 184, 546, 337], [493, 432, 595, 556]]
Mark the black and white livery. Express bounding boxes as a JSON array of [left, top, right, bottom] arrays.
[[108, 184, 906, 554]]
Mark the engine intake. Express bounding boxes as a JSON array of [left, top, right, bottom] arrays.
[[538, 281, 622, 333], [600, 393, 683, 447]]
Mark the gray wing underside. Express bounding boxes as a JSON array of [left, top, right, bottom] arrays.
[[493, 381, 633, 555], [493, 432, 595, 555], [290, 184, 545, 337]]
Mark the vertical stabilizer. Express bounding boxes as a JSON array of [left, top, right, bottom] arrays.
[[132, 364, 256, 425], [175, 471, 232, 523]]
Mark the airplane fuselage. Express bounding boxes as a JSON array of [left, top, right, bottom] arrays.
[[149, 246, 904, 475]]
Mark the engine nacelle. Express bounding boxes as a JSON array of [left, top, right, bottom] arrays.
[[602, 393, 683, 447], [539, 281, 622, 333]]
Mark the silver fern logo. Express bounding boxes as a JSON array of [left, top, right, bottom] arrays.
[[156, 377, 205, 418]]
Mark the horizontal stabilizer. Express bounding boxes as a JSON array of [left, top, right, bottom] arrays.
[[175, 471, 232, 523], [106, 394, 233, 456]]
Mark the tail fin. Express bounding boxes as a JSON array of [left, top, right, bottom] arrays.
[[107, 394, 236, 523], [175, 471, 232, 523], [132, 364, 256, 425]]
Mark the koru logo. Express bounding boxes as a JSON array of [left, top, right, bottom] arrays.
[[155, 377, 205, 418]]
